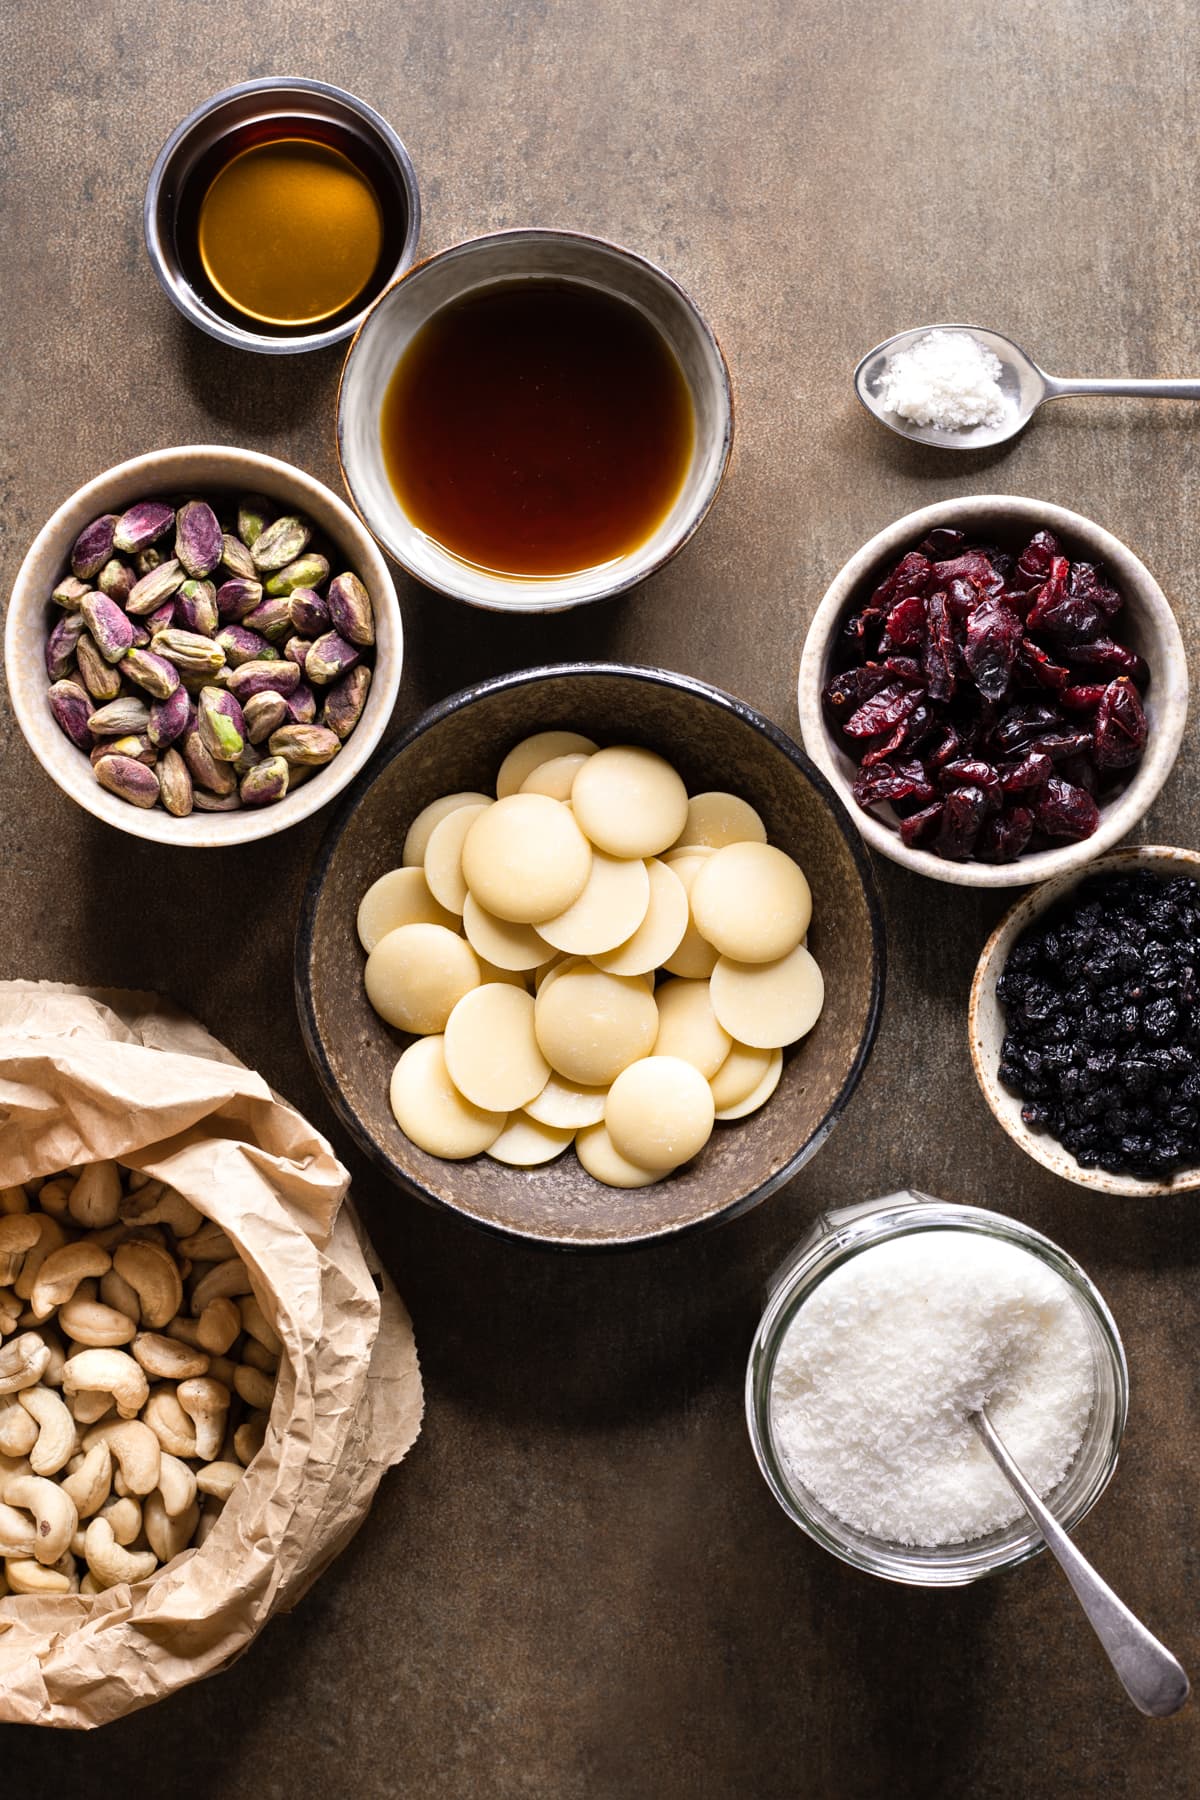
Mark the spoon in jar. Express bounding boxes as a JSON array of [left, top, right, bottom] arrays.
[[855, 323, 1200, 450], [971, 1408, 1189, 1717]]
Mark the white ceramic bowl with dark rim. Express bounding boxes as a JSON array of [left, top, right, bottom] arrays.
[[336, 229, 734, 612], [797, 496, 1188, 888], [5, 446, 402, 848], [969, 845, 1200, 1196]]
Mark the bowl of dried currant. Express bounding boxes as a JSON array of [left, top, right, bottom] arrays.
[[969, 846, 1200, 1195], [797, 497, 1187, 886], [5, 446, 402, 846]]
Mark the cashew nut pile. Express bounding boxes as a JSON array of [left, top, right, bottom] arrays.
[[0, 1163, 278, 1599]]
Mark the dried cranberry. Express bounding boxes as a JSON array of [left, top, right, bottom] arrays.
[[917, 528, 965, 560], [1015, 639, 1070, 690], [1067, 638, 1148, 681], [899, 801, 944, 846], [923, 591, 957, 702], [1093, 677, 1148, 769], [882, 594, 927, 647], [964, 597, 1021, 701], [852, 759, 936, 808], [882, 654, 924, 684], [1058, 684, 1108, 713], [823, 665, 892, 711], [994, 703, 1064, 753], [1068, 561, 1123, 619], [931, 551, 1005, 595], [944, 576, 982, 622], [935, 785, 989, 860], [843, 681, 922, 739], [1000, 750, 1053, 793], [859, 719, 911, 766], [1026, 730, 1095, 762], [927, 725, 961, 767], [868, 551, 931, 611], [841, 609, 884, 652], [1012, 530, 1062, 592], [938, 759, 1002, 807], [1026, 557, 1102, 644], [977, 806, 1034, 862], [1033, 777, 1100, 841]]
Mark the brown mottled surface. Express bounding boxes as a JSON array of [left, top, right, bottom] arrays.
[[1, 0, 1198, 1792]]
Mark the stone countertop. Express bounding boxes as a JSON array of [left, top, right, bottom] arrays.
[[1, 0, 1197, 1792]]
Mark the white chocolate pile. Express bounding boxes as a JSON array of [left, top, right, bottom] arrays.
[[356, 730, 826, 1189]]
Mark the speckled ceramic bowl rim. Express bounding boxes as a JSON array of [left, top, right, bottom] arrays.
[[968, 845, 1200, 1195], [334, 228, 734, 613], [294, 661, 887, 1250], [5, 445, 403, 848], [797, 495, 1188, 888]]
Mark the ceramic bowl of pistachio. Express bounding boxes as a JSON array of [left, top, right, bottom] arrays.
[[5, 445, 403, 846]]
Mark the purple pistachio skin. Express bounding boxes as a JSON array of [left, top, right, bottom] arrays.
[[322, 665, 371, 740], [143, 599, 177, 637], [113, 500, 176, 555], [97, 558, 136, 604], [70, 514, 118, 580], [241, 596, 293, 642], [122, 647, 181, 699], [216, 625, 274, 667], [174, 500, 223, 579], [284, 681, 316, 724], [80, 592, 136, 663], [243, 691, 289, 744], [126, 557, 185, 615], [176, 579, 219, 636], [305, 631, 360, 685], [183, 726, 237, 796], [240, 755, 290, 806], [224, 658, 301, 701], [220, 533, 256, 581], [94, 754, 161, 809], [215, 577, 264, 622], [76, 633, 122, 701], [52, 574, 92, 610], [287, 587, 329, 636], [325, 572, 375, 647], [198, 685, 246, 762], [147, 683, 191, 749], [45, 611, 86, 680], [48, 679, 95, 748], [284, 636, 312, 672]]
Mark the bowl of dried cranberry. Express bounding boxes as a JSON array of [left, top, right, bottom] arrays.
[[969, 847, 1200, 1195], [797, 497, 1187, 887]]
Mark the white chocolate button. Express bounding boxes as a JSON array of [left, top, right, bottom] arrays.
[[534, 967, 658, 1086], [424, 802, 492, 914], [444, 984, 550, 1112], [403, 791, 492, 867], [662, 850, 719, 980], [652, 977, 731, 1078], [497, 731, 598, 797], [524, 1072, 608, 1129], [709, 1041, 777, 1112], [357, 867, 458, 952], [575, 1122, 661, 1189], [605, 1055, 715, 1172], [709, 943, 825, 1048], [519, 753, 591, 801], [486, 1115, 575, 1167], [714, 1048, 783, 1120], [536, 852, 650, 955], [592, 858, 689, 977], [461, 794, 592, 924], [671, 791, 767, 850], [571, 746, 689, 858], [690, 842, 812, 964], [389, 1036, 506, 1158], [462, 892, 548, 971], [365, 924, 481, 1033]]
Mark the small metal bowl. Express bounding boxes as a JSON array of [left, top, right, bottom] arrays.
[[144, 77, 421, 356]]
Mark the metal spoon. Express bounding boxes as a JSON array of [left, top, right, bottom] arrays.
[[972, 1408, 1189, 1717], [855, 323, 1200, 450]]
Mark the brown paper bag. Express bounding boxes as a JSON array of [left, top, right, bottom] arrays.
[[0, 981, 423, 1728]]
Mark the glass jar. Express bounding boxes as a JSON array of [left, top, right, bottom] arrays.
[[745, 1191, 1128, 1586]]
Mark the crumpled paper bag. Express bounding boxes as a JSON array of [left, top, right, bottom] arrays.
[[0, 981, 423, 1728]]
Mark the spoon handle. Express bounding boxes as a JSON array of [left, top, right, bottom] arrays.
[[972, 1409, 1190, 1717], [1043, 375, 1200, 401]]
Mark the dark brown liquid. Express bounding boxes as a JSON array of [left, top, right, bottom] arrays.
[[380, 281, 695, 577]]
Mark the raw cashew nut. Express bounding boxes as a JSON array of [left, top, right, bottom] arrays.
[[132, 1331, 210, 1381], [190, 1258, 252, 1315], [0, 1290, 22, 1335], [62, 1348, 148, 1421], [194, 1499, 223, 1547], [79, 1570, 102, 1596], [61, 1440, 112, 1519], [81, 1420, 160, 1496], [194, 1460, 243, 1503], [4, 1553, 75, 1594], [34, 1330, 68, 1389], [118, 1182, 203, 1238], [176, 1378, 230, 1461], [0, 1501, 37, 1557], [233, 1364, 275, 1412], [242, 1339, 278, 1376], [13, 1214, 68, 1300], [0, 1186, 29, 1214], [83, 1516, 156, 1590], [195, 1296, 241, 1355], [97, 1494, 141, 1546], [238, 1293, 281, 1356], [234, 1413, 268, 1466], [0, 1216, 41, 1286], [30, 1242, 111, 1322], [142, 1388, 197, 1458], [18, 1386, 76, 1476], [178, 1223, 236, 1264], [0, 1394, 38, 1458], [34, 1179, 72, 1222], [68, 1162, 122, 1229], [100, 1266, 141, 1322], [0, 1333, 51, 1395], [112, 1241, 182, 1329], [157, 1452, 197, 1518], [59, 1293, 138, 1348], [145, 1492, 199, 1564], [3, 1472, 78, 1563], [67, 1390, 115, 1426]]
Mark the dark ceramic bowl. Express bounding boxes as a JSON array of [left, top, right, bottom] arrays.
[[296, 665, 885, 1249]]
